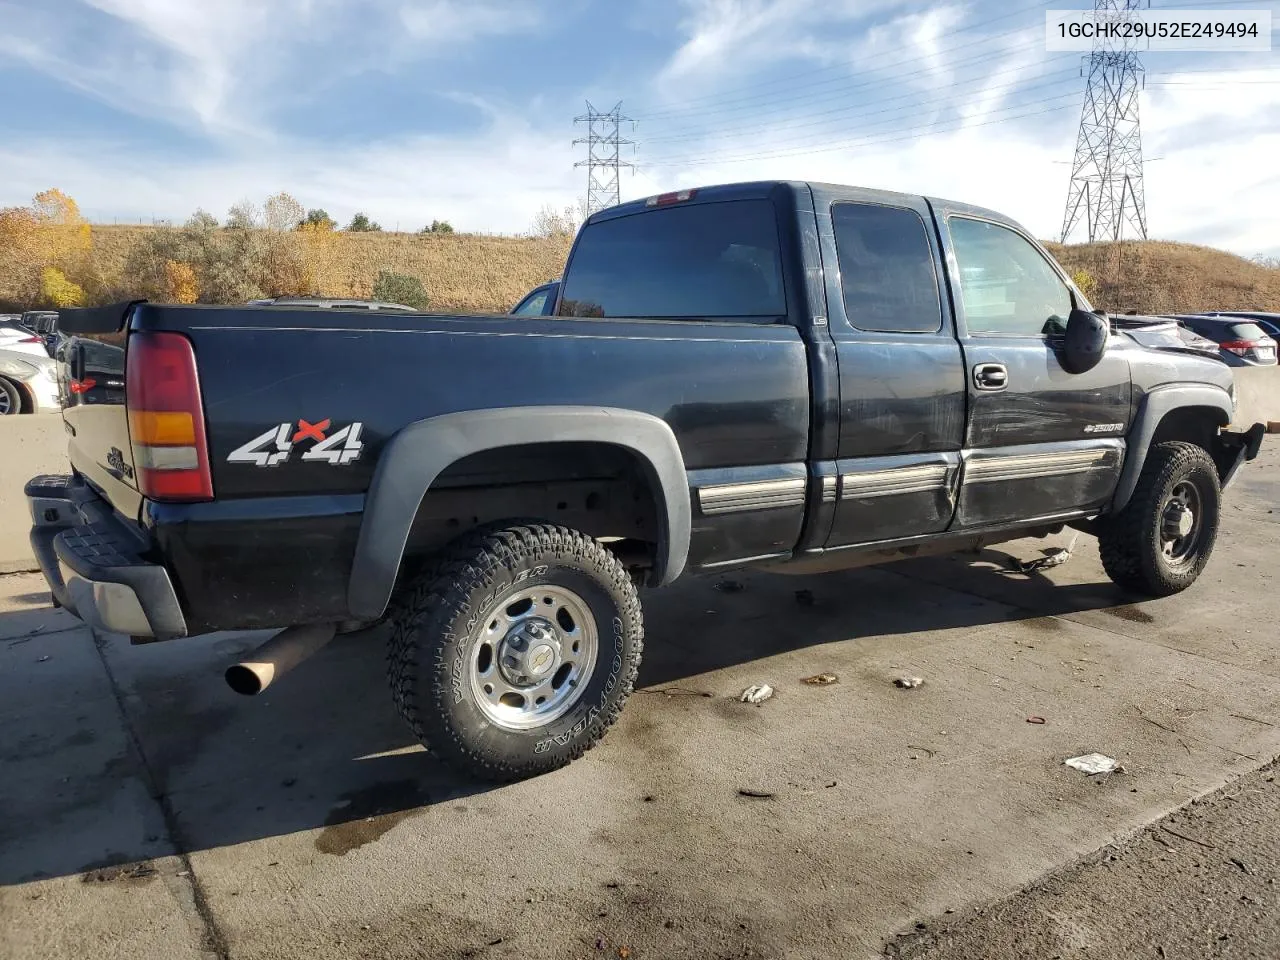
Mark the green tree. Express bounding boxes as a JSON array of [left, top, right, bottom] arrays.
[[371, 270, 428, 310], [299, 208, 336, 230], [346, 212, 382, 232], [420, 219, 454, 234]]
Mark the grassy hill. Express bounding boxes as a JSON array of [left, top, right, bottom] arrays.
[[11, 225, 1280, 317], [1046, 240, 1280, 316], [88, 224, 574, 314]]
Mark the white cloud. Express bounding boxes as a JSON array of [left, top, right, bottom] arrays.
[[0, 0, 544, 138], [399, 0, 541, 43], [657, 0, 913, 92], [0, 121, 580, 235]]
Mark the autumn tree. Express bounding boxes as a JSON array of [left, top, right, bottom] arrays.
[[264, 193, 305, 232], [299, 208, 336, 230], [530, 201, 586, 239], [0, 188, 94, 308], [225, 199, 262, 230]]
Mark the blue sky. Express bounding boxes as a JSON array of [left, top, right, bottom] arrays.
[[1, 0, 1277, 255]]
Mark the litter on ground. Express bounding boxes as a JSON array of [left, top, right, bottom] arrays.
[[1009, 534, 1081, 574], [894, 676, 924, 689], [740, 684, 774, 704], [1064, 753, 1120, 775], [801, 673, 839, 686]]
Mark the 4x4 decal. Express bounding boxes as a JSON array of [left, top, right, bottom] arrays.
[[228, 420, 364, 467]]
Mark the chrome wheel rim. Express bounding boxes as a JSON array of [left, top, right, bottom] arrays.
[[468, 583, 598, 731], [0, 386, 12, 415], [1159, 480, 1202, 567]]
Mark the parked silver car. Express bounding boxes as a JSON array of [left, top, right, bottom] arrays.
[[0, 345, 60, 415]]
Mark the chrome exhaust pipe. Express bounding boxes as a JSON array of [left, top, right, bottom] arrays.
[[225, 623, 337, 696]]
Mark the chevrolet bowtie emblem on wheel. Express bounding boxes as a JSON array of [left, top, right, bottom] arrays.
[[228, 420, 364, 466]]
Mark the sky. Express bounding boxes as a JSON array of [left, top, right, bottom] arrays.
[[0, 0, 1277, 255]]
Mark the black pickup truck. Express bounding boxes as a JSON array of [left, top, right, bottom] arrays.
[[28, 181, 1266, 781]]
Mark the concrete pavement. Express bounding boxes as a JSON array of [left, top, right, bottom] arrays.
[[1, 444, 1278, 960]]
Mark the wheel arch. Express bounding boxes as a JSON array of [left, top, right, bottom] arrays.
[[1111, 384, 1233, 513], [347, 406, 691, 620]]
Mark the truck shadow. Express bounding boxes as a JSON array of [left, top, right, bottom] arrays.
[[0, 548, 1142, 886]]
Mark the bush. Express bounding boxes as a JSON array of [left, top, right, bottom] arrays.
[[1071, 269, 1099, 302], [372, 270, 428, 310], [41, 266, 84, 307], [347, 212, 382, 232], [420, 220, 454, 234]]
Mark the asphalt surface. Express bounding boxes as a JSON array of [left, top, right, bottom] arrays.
[[891, 759, 1280, 960], [1, 444, 1277, 960]]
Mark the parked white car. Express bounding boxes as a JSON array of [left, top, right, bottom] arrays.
[[0, 318, 51, 358], [0, 345, 60, 415]]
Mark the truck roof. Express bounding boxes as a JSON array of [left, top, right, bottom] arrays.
[[591, 180, 1021, 232]]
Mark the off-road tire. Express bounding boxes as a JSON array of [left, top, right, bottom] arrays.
[[386, 523, 643, 782], [1098, 441, 1221, 597]]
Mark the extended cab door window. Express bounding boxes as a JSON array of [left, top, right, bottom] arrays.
[[832, 202, 942, 333], [558, 200, 785, 319], [820, 197, 966, 548]]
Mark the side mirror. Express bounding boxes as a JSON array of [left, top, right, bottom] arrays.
[[1061, 308, 1109, 374]]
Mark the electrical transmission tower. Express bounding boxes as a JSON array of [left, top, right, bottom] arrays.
[[1060, 0, 1148, 243], [574, 101, 634, 215]]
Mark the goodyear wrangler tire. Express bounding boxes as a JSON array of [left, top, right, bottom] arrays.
[[1098, 441, 1221, 597], [387, 524, 643, 782]]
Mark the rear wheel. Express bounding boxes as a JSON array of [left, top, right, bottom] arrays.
[[387, 523, 643, 781], [1098, 441, 1220, 597], [0, 377, 22, 415]]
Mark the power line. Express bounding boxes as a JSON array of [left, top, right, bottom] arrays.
[[640, 66, 1081, 148], [640, 92, 1082, 169], [640, 62, 1280, 153], [574, 101, 634, 215]]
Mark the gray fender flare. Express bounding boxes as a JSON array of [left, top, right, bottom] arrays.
[[347, 406, 691, 620], [1110, 383, 1233, 512]]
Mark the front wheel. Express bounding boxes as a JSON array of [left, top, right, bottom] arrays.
[[387, 523, 643, 781], [1098, 441, 1221, 597]]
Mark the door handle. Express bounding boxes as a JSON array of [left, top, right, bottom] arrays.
[[973, 362, 1008, 391]]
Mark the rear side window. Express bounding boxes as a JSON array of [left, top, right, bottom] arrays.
[[832, 202, 942, 333], [558, 199, 785, 319]]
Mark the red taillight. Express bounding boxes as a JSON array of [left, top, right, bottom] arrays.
[[125, 332, 214, 501], [1220, 339, 1264, 356], [645, 189, 696, 207], [19, 335, 43, 344], [69, 378, 96, 394]]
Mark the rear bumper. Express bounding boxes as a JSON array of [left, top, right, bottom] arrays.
[[26, 474, 188, 640]]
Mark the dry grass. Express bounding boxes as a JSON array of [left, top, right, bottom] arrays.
[[89, 225, 573, 313], [1046, 240, 1280, 315], [40, 228, 1280, 318]]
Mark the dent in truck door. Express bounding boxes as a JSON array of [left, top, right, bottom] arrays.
[[812, 187, 966, 547], [935, 210, 1131, 527]]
